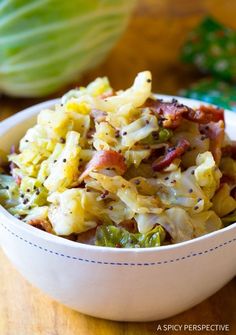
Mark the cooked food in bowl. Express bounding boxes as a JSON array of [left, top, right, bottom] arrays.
[[0, 71, 236, 248]]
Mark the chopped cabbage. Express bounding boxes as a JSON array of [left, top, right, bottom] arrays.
[[124, 149, 151, 168], [222, 211, 236, 226], [90, 173, 163, 215], [48, 189, 96, 236], [121, 113, 158, 148], [95, 71, 152, 113], [0, 174, 19, 209], [212, 183, 236, 217], [95, 224, 166, 248], [62, 77, 112, 103], [194, 152, 221, 199], [93, 122, 117, 151], [44, 131, 81, 192], [24, 206, 49, 223], [144, 208, 194, 243], [191, 211, 222, 237], [220, 157, 236, 180]]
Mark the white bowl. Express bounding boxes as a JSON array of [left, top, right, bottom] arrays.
[[0, 96, 236, 322]]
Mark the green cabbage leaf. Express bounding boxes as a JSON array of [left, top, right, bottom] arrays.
[[95, 224, 166, 248]]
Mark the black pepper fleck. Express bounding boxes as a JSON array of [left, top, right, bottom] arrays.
[[168, 147, 175, 153], [101, 190, 109, 199]]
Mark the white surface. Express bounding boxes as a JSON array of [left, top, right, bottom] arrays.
[[0, 96, 236, 321]]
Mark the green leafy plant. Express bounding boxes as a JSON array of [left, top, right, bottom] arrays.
[[0, 0, 135, 97]]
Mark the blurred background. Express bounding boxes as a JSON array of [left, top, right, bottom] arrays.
[[0, 0, 236, 119]]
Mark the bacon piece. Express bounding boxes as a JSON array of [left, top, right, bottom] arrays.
[[185, 105, 224, 124], [145, 98, 192, 129], [119, 219, 138, 233], [90, 109, 107, 123], [79, 150, 127, 183], [152, 139, 190, 172], [145, 98, 225, 128], [28, 219, 53, 233], [77, 227, 97, 245], [200, 120, 225, 165], [222, 141, 236, 159], [86, 129, 95, 139]]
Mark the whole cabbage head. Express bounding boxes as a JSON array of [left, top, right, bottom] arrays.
[[0, 0, 136, 97]]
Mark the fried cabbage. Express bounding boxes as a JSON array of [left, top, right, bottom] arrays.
[[0, 71, 235, 247]]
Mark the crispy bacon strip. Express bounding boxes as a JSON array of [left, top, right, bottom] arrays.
[[145, 98, 225, 128], [145, 98, 192, 129], [28, 219, 53, 233], [185, 105, 224, 124], [152, 139, 190, 172], [200, 120, 225, 165], [79, 150, 127, 183], [90, 109, 107, 123]]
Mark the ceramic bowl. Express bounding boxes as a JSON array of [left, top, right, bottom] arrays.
[[0, 96, 236, 322]]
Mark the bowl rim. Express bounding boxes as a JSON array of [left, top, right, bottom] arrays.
[[0, 94, 236, 254]]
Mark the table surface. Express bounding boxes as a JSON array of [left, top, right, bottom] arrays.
[[0, 1, 236, 334]]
